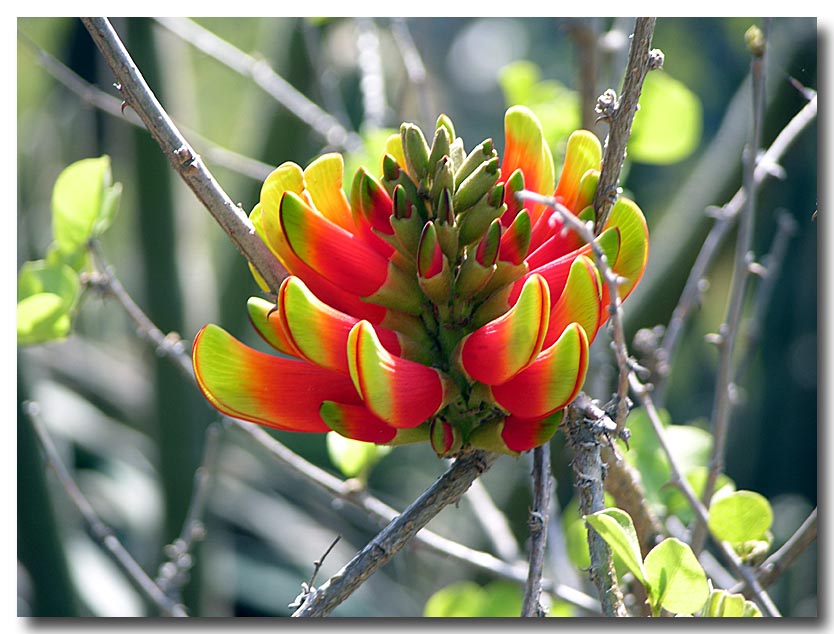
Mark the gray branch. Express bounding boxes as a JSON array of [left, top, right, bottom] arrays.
[[23, 402, 188, 617], [593, 17, 660, 233], [80, 17, 287, 294], [291, 450, 498, 617], [521, 445, 552, 617]]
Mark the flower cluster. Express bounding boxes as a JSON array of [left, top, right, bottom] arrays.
[[192, 107, 648, 456]]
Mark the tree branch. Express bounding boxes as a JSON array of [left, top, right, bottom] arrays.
[[564, 403, 627, 616], [153, 16, 364, 153], [592, 17, 660, 233], [693, 21, 770, 554], [521, 445, 552, 617], [627, 374, 781, 617], [80, 17, 287, 294], [291, 450, 498, 617], [742, 507, 817, 592], [656, 91, 817, 403], [23, 402, 188, 617]]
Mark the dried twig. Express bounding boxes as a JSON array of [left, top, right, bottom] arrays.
[[153, 17, 363, 153], [18, 28, 274, 182], [521, 446, 552, 617], [693, 21, 770, 554], [628, 374, 781, 617], [80, 17, 287, 294], [23, 401, 188, 617], [291, 450, 498, 617], [592, 17, 660, 233], [564, 403, 627, 617], [656, 92, 817, 402], [155, 423, 222, 602]]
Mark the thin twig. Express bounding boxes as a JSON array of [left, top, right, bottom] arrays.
[[465, 479, 522, 563], [153, 17, 363, 154], [355, 17, 387, 130], [521, 445, 552, 617], [289, 535, 342, 610], [572, 393, 664, 557], [155, 423, 222, 602], [390, 18, 433, 130], [564, 403, 627, 616], [736, 508, 817, 593], [627, 374, 781, 617], [693, 21, 770, 554], [291, 450, 498, 617], [656, 92, 817, 402], [80, 17, 287, 294], [517, 189, 632, 436], [592, 17, 660, 233], [18, 29, 274, 182], [23, 401, 188, 617], [735, 210, 798, 382]]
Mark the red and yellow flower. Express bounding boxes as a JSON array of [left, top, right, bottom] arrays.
[[192, 107, 649, 456]]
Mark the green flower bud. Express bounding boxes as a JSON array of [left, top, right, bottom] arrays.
[[435, 113, 456, 142], [430, 156, 455, 209], [428, 126, 451, 178], [454, 138, 496, 186], [453, 156, 500, 213], [401, 123, 431, 186]]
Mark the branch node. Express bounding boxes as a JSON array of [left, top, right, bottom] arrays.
[[648, 48, 665, 70]]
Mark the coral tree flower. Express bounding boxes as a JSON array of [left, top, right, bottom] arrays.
[[192, 107, 649, 456]]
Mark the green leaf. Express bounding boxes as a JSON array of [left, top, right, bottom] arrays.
[[708, 490, 773, 545], [51, 155, 119, 254], [629, 71, 703, 164], [643, 538, 709, 615], [46, 242, 90, 273], [17, 259, 80, 310], [17, 293, 72, 345], [665, 422, 713, 473], [663, 467, 735, 525], [583, 508, 647, 586], [498, 60, 581, 152], [702, 588, 762, 617], [325, 432, 391, 480], [424, 581, 523, 617]]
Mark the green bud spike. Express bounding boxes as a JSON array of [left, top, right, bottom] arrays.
[[477, 218, 502, 267], [457, 199, 507, 247], [428, 126, 451, 177], [430, 156, 455, 209], [454, 138, 496, 185], [467, 419, 519, 456], [349, 166, 368, 224], [488, 182, 505, 208], [456, 250, 496, 300], [430, 417, 463, 458], [454, 157, 500, 213], [417, 222, 453, 305], [499, 209, 532, 265], [401, 123, 431, 186], [435, 187, 454, 226], [390, 212, 423, 260], [435, 114, 456, 142], [382, 153, 429, 221], [475, 260, 529, 304], [392, 184, 411, 220], [382, 153, 400, 184]]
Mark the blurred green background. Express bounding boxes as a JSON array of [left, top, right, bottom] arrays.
[[17, 17, 817, 617]]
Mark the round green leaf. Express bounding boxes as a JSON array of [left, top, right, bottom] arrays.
[[584, 508, 646, 586], [629, 72, 703, 165], [703, 588, 762, 617], [424, 581, 522, 617], [643, 538, 709, 615], [17, 293, 72, 345], [17, 259, 80, 311], [51, 156, 113, 254], [708, 490, 773, 544], [663, 467, 735, 525], [325, 432, 390, 480]]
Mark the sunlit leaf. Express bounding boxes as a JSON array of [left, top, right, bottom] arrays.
[[17, 259, 80, 310], [17, 293, 71, 345], [584, 508, 647, 586], [708, 490, 773, 545], [629, 71, 703, 164], [643, 538, 709, 615], [663, 467, 735, 525], [702, 587, 762, 617], [326, 432, 391, 480], [52, 155, 119, 254], [423, 581, 522, 617]]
